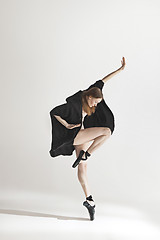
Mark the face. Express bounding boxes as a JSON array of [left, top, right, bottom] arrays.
[[87, 96, 102, 108]]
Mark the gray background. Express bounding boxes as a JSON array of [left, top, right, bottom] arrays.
[[0, 0, 160, 237]]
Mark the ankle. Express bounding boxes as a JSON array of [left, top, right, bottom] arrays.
[[86, 150, 91, 155], [85, 150, 91, 159], [86, 195, 95, 206], [86, 195, 94, 201]]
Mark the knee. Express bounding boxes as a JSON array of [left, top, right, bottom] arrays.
[[77, 163, 87, 183], [103, 127, 111, 137], [78, 161, 87, 172], [78, 162, 87, 176]]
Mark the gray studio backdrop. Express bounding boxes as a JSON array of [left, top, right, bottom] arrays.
[[0, 0, 160, 219]]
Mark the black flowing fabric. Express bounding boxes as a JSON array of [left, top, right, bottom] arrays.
[[49, 80, 115, 158]]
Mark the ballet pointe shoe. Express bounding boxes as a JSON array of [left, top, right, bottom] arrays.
[[85, 150, 91, 159], [83, 195, 95, 221], [72, 150, 87, 168], [83, 201, 95, 221]]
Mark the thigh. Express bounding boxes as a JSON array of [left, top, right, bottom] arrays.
[[73, 127, 110, 146]]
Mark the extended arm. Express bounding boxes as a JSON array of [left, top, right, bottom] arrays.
[[102, 57, 126, 84], [50, 103, 71, 128], [54, 115, 68, 128]]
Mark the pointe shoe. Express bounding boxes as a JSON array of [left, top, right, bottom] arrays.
[[72, 150, 87, 168], [83, 201, 95, 221], [83, 195, 95, 221], [85, 150, 91, 159]]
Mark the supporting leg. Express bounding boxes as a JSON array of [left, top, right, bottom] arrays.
[[77, 162, 95, 207], [75, 142, 95, 207], [74, 128, 111, 206]]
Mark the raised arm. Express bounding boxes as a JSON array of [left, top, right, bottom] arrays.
[[102, 57, 126, 84]]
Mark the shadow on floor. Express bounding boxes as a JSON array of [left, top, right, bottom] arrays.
[[0, 208, 89, 221]]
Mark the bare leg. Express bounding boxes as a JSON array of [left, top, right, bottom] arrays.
[[73, 127, 111, 146], [86, 131, 111, 155], [73, 127, 112, 206], [73, 127, 111, 156], [75, 142, 95, 206]]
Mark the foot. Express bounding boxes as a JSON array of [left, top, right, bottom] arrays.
[[79, 150, 91, 164], [83, 201, 95, 221], [86, 195, 95, 207], [72, 150, 87, 168], [86, 199, 95, 206], [79, 152, 87, 164], [85, 150, 91, 159], [83, 195, 96, 221]]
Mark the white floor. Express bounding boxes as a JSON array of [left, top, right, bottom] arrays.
[[1, 193, 160, 240]]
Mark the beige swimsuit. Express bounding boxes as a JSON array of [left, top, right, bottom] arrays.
[[81, 110, 87, 129]]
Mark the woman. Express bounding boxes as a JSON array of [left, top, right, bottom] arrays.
[[49, 57, 126, 220]]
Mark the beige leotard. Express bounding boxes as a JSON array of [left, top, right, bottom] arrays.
[[81, 110, 87, 129]]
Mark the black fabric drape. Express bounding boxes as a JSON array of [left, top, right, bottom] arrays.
[[49, 80, 115, 158]]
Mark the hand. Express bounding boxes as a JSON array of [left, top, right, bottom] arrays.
[[66, 123, 81, 129], [120, 56, 126, 70]]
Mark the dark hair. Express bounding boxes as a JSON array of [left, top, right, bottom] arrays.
[[81, 87, 103, 116]]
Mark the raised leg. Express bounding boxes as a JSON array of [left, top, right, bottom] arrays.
[[86, 129, 111, 155], [73, 127, 111, 146], [73, 127, 111, 156]]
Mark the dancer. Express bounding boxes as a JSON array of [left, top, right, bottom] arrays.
[[49, 57, 126, 220]]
